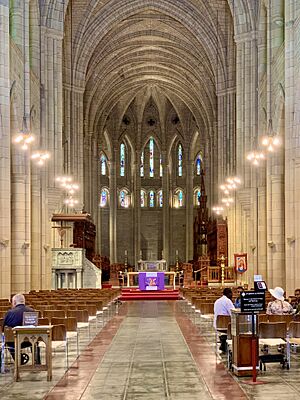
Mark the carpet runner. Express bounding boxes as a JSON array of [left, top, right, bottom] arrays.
[[120, 288, 181, 301]]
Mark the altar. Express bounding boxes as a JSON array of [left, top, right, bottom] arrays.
[[126, 271, 176, 290]]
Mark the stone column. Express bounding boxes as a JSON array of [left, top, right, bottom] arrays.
[[134, 124, 142, 267], [11, 0, 32, 294], [284, 0, 299, 294], [109, 148, 117, 263], [76, 269, 82, 289], [0, 0, 11, 298], [43, 28, 65, 289], [162, 150, 170, 264], [185, 159, 194, 261], [134, 150, 141, 267]]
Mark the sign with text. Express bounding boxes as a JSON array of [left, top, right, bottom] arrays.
[[22, 312, 39, 326], [241, 291, 265, 313]]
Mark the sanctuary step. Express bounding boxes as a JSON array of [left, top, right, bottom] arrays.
[[120, 288, 181, 301]]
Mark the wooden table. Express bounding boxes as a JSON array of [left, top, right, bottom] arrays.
[[13, 326, 52, 381]]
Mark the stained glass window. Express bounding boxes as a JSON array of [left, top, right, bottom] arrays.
[[196, 190, 201, 205], [160, 155, 163, 177], [100, 189, 108, 207], [141, 190, 146, 207], [120, 190, 126, 207], [140, 151, 144, 177], [178, 190, 183, 207], [196, 154, 201, 175], [149, 138, 154, 177], [158, 190, 163, 207], [101, 154, 106, 175], [178, 144, 183, 176], [149, 190, 155, 207], [120, 143, 125, 176]]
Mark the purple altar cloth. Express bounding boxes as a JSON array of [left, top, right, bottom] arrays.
[[138, 272, 165, 291]]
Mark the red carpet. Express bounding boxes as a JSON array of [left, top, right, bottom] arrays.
[[120, 288, 181, 301]]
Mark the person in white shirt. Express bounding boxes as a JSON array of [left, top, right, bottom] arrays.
[[214, 288, 235, 352]]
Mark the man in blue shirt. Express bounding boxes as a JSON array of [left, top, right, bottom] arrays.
[[2, 294, 35, 365], [234, 286, 244, 308]]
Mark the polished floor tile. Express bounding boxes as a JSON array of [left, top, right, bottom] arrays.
[[3, 300, 300, 399]]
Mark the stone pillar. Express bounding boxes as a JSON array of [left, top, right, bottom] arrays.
[[284, 0, 299, 294], [76, 269, 82, 289], [162, 150, 170, 264], [134, 150, 141, 267], [11, 0, 32, 294], [109, 148, 117, 263], [0, 0, 11, 298], [185, 160, 194, 261]]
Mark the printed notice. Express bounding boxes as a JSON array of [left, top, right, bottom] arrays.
[[241, 291, 265, 312]]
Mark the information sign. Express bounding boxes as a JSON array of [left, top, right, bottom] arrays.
[[22, 311, 39, 326], [240, 291, 265, 313]]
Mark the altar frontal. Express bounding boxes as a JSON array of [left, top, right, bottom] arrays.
[[138, 272, 165, 291]]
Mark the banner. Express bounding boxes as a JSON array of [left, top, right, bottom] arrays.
[[234, 253, 247, 274]]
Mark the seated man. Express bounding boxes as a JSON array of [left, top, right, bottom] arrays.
[[214, 288, 234, 353], [266, 287, 293, 315], [2, 293, 38, 365]]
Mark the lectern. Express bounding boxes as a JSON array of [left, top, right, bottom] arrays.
[[231, 310, 259, 377]]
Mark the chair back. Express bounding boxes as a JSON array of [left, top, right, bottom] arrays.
[[44, 310, 66, 319], [67, 309, 89, 323], [227, 322, 232, 340], [268, 314, 293, 325], [289, 321, 300, 338], [258, 314, 268, 323], [52, 324, 66, 341], [259, 322, 287, 338], [4, 327, 14, 342], [38, 317, 50, 326], [216, 315, 231, 330]]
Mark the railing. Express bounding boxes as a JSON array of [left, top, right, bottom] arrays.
[[208, 266, 235, 284]]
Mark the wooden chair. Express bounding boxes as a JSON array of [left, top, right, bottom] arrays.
[[287, 321, 300, 367], [51, 324, 69, 369], [258, 313, 268, 323], [43, 310, 66, 319], [66, 310, 90, 338], [51, 317, 78, 356], [268, 314, 293, 325], [38, 318, 50, 326], [258, 322, 288, 370], [215, 315, 231, 354]]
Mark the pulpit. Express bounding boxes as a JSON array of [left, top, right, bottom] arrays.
[[52, 213, 96, 261]]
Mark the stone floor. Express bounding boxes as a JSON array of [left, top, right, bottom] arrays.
[[1, 300, 300, 399]]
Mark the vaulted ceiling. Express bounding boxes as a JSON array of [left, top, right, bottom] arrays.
[[63, 0, 235, 141]]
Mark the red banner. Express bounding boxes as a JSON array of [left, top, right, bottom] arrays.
[[234, 253, 247, 274]]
